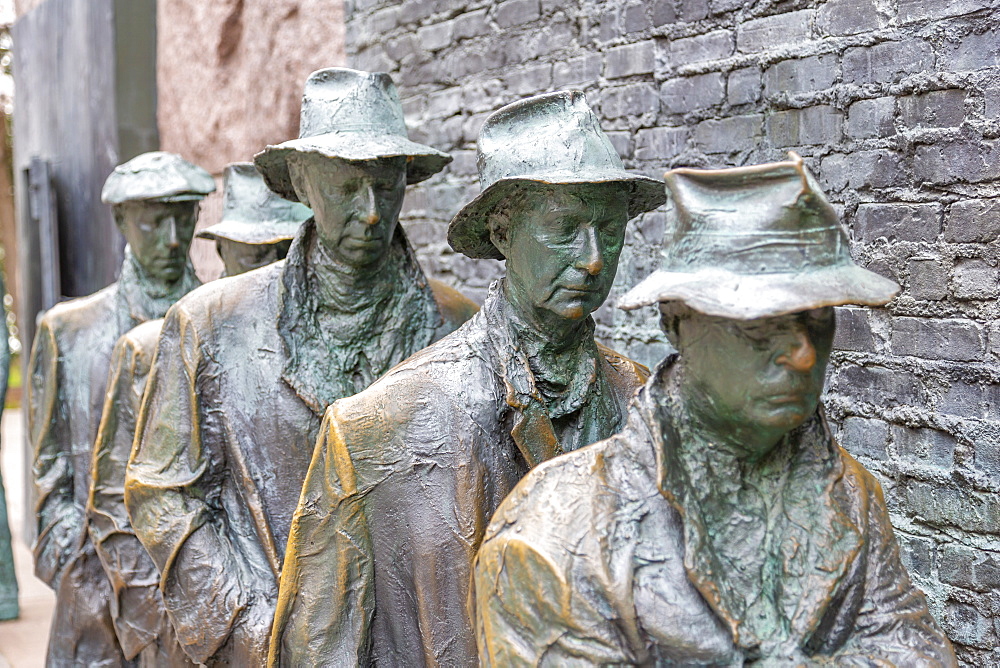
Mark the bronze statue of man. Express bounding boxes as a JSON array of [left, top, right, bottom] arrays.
[[27, 151, 212, 666], [270, 91, 664, 667], [124, 68, 477, 666], [474, 155, 958, 666], [0, 272, 14, 622], [86, 162, 310, 667]]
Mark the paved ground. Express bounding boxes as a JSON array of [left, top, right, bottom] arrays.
[[0, 409, 54, 668]]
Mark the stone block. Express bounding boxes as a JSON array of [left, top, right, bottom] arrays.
[[846, 97, 896, 139], [940, 24, 1000, 71], [693, 114, 764, 153], [972, 421, 1000, 478], [903, 481, 1000, 535], [606, 131, 632, 159], [896, 534, 935, 580], [914, 141, 1000, 185], [737, 10, 812, 53], [891, 317, 985, 361], [766, 105, 843, 147], [426, 87, 463, 119], [842, 40, 934, 85], [835, 365, 921, 406], [665, 30, 733, 67], [899, 0, 997, 22], [945, 198, 1000, 243], [660, 72, 725, 114], [940, 545, 1000, 593], [651, 0, 676, 27], [907, 257, 948, 301], [728, 67, 760, 105], [417, 20, 453, 52], [892, 425, 957, 469], [598, 82, 660, 120], [635, 126, 689, 161], [833, 307, 875, 353], [952, 259, 999, 300], [453, 9, 491, 40], [900, 89, 967, 128], [817, 0, 885, 36], [399, 0, 437, 25], [939, 380, 985, 418], [943, 600, 997, 650], [677, 0, 709, 21], [854, 203, 941, 243], [494, 0, 541, 29], [507, 62, 553, 96], [605, 40, 656, 79], [764, 55, 838, 96], [839, 416, 889, 460], [552, 53, 603, 88], [624, 2, 652, 33]]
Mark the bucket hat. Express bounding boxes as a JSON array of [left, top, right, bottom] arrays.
[[254, 68, 452, 202], [101, 151, 215, 204], [619, 153, 900, 319], [197, 163, 312, 245], [447, 91, 666, 260]]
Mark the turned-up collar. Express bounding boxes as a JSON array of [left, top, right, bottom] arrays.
[[115, 246, 200, 333]]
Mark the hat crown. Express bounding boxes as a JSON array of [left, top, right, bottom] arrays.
[[298, 68, 408, 141], [477, 91, 625, 191], [102, 151, 215, 204], [221, 162, 311, 225]]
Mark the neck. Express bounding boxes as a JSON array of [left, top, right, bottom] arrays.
[[311, 236, 389, 305], [501, 278, 591, 354]]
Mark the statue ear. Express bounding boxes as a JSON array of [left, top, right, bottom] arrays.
[[111, 203, 127, 230]]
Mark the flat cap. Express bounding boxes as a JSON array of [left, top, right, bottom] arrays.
[[101, 151, 215, 205]]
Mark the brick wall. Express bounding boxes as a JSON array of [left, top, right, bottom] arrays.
[[344, 0, 1000, 662]]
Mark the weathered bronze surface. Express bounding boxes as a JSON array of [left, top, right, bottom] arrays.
[[474, 155, 957, 666], [27, 151, 212, 666], [85, 165, 305, 666], [270, 91, 664, 667], [124, 68, 477, 666], [0, 272, 14, 622]]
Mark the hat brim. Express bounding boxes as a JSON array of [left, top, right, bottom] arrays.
[[197, 219, 302, 245], [254, 132, 452, 201], [618, 265, 900, 319], [447, 172, 667, 260]]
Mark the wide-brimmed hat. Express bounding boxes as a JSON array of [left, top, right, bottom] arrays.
[[101, 151, 215, 204], [197, 163, 311, 245], [254, 68, 452, 202], [448, 91, 666, 260], [619, 153, 899, 319]]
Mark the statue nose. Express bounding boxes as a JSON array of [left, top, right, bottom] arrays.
[[361, 185, 379, 225], [776, 327, 816, 372], [164, 218, 179, 247], [577, 226, 604, 276]]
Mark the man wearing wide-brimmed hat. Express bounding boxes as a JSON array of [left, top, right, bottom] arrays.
[[124, 68, 477, 666], [28, 151, 212, 666], [474, 154, 957, 666], [270, 90, 662, 667], [85, 161, 310, 667]]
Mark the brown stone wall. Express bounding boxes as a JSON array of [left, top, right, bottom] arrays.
[[157, 0, 346, 279]]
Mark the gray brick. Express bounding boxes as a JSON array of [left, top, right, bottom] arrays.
[[904, 481, 1000, 535], [941, 25, 1000, 71], [914, 141, 1000, 186], [494, 0, 541, 28], [764, 55, 838, 97], [908, 257, 948, 301], [453, 9, 491, 40], [854, 203, 941, 243], [952, 259, 999, 300], [847, 97, 896, 139], [896, 534, 935, 580], [676, 0, 708, 20], [399, 0, 437, 24], [624, 2, 652, 33], [835, 365, 921, 406], [651, 0, 676, 27], [693, 114, 764, 153], [985, 85, 1000, 119], [426, 87, 463, 119], [552, 53, 603, 88], [940, 545, 1000, 593], [943, 600, 997, 650], [817, 0, 885, 36], [727, 67, 760, 106], [972, 422, 1000, 478], [766, 106, 843, 147], [448, 150, 478, 177], [842, 40, 934, 85], [900, 89, 967, 129], [899, 0, 996, 22], [599, 82, 660, 120], [939, 379, 985, 418], [839, 416, 889, 460], [833, 307, 875, 353], [665, 30, 733, 66], [892, 425, 957, 469], [417, 20, 454, 52], [635, 126, 689, 161], [737, 10, 812, 53], [945, 198, 1000, 243], [605, 40, 656, 79], [660, 72, 725, 114], [606, 131, 633, 159], [891, 317, 985, 361], [507, 62, 553, 96]]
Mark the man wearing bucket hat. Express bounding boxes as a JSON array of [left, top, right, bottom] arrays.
[[84, 161, 310, 667], [124, 68, 477, 666], [473, 154, 957, 666], [27, 151, 211, 666], [269, 90, 662, 667]]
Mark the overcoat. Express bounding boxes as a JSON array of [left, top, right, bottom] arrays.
[[125, 221, 477, 666], [271, 283, 647, 667], [28, 252, 199, 667], [474, 359, 957, 667]]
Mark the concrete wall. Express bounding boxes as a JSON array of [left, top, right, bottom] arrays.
[[344, 0, 1000, 663]]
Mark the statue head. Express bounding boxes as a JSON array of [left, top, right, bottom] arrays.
[[102, 152, 215, 284], [621, 154, 900, 457], [197, 162, 310, 276], [254, 68, 451, 270], [449, 91, 665, 329]]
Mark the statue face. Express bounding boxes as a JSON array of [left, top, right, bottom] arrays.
[[288, 154, 407, 270], [497, 184, 628, 323], [672, 306, 835, 456], [215, 238, 292, 276], [117, 200, 198, 283]]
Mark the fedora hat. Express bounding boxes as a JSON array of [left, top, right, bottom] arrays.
[[197, 163, 312, 245], [447, 91, 666, 260], [619, 153, 900, 319], [254, 68, 452, 202], [102, 151, 215, 205]]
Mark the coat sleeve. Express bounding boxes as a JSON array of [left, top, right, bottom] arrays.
[[124, 305, 270, 664], [268, 402, 374, 667], [27, 316, 79, 588], [87, 332, 163, 660]]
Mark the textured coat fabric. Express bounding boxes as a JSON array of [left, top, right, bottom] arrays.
[[270, 284, 647, 668], [474, 361, 957, 667], [86, 319, 193, 667], [125, 222, 477, 666], [27, 253, 199, 667]]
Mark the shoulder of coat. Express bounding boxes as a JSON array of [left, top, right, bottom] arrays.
[[429, 278, 480, 329], [118, 318, 164, 354], [597, 342, 650, 384], [38, 284, 118, 338], [169, 262, 282, 324]]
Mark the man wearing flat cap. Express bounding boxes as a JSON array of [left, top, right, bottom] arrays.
[[28, 151, 211, 666], [474, 154, 957, 666], [270, 90, 662, 667], [86, 162, 310, 667], [124, 68, 477, 666]]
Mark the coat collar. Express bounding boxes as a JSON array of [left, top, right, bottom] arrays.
[[115, 247, 200, 334]]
